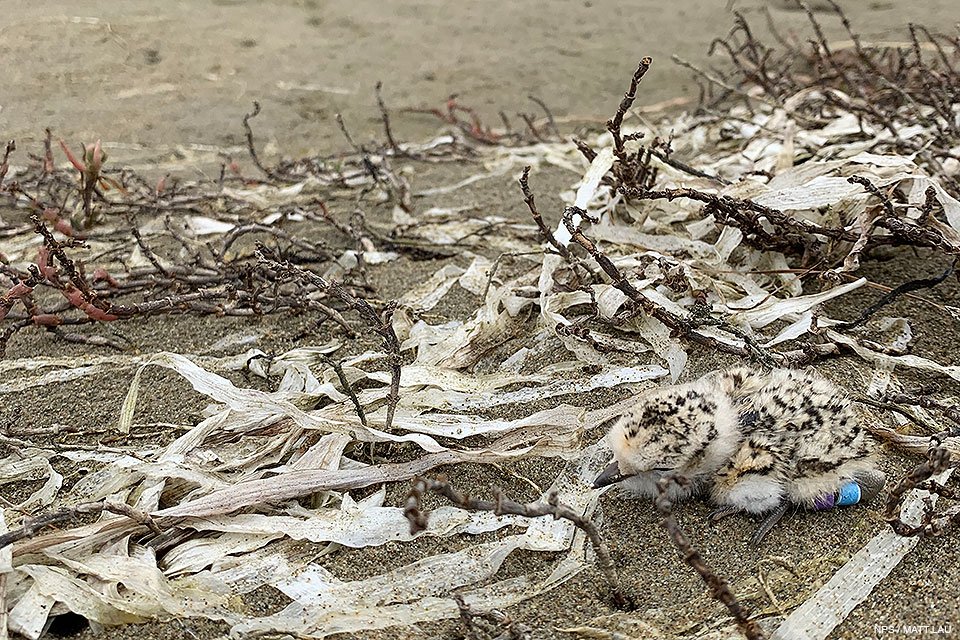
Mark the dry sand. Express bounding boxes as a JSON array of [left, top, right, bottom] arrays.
[[1, 0, 957, 159], [2, 1, 960, 639]]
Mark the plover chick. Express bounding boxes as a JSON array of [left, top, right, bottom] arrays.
[[594, 367, 885, 544]]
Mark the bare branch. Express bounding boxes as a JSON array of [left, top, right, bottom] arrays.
[[405, 476, 628, 608]]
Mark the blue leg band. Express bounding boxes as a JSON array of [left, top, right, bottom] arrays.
[[836, 481, 862, 507]]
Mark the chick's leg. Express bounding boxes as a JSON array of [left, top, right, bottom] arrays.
[[751, 499, 789, 546], [709, 439, 789, 541], [707, 505, 741, 522]]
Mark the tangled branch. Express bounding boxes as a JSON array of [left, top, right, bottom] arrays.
[[0, 500, 161, 551], [257, 247, 402, 431], [655, 473, 766, 640], [884, 447, 960, 537], [404, 476, 628, 608], [701, 2, 960, 194]]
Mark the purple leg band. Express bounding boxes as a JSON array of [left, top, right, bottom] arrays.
[[813, 492, 836, 511], [812, 481, 864, 511]]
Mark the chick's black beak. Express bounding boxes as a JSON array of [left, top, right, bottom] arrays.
[[593, 460, 632, 488]]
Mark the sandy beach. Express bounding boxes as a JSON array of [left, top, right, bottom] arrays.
[[2, 1, 960, 639]]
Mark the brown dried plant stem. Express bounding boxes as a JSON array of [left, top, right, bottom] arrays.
[[375, 81, 403, 156], [621, 185, 855, 253], [834, 258, 957, 330], [128, 213, 170, 278], [559, 205, 781, 367], [607, 57, 653, 161], [650, 147, 729, 185], [242, 101, 273, 179], [453, 593, 532, 640], [855, 396, 939, 435], [883, 447, 960, 537], [656, 474, 766, 640], [79, 164, 98, 228], [882, 391, 960, 437], [257, 247, 402, 431], [335, 112, 412, 212], [322, 354, 368, 427], [518, 167, 576, 265], [0, 500, 161, 551], [404, 477, 627, 607], [703, 7, 960, 194], [528, 94, 561, 141], [0, 140, 14, 188]]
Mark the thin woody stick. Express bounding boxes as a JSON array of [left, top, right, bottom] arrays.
[[656, 473, 766, 640], [404, 476, 628, 607], [607, 57, 653, 160], [0, 500, 161, 551], [257, 247, 402, 431], [242, 101, 272, 179], [883, 447, 960, 537]]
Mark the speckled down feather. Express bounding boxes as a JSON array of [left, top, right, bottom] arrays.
[[602, 367, 882, 515]]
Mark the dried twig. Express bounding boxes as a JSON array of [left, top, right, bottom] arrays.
[[322, 355, 368, 427], [242, 101, 272, 179], [655, 473, 766, 640], [518, 167, 573, 262], [404, 476, 628, 607], [834, 258, 957, 330], [855, 396, 940, 435], [129, 213, 170, 278], [527, 95, 562, 141], [705, 8, 960, 194], [453, 593, 533, 640], [376, 81, 403, 156], [0, 500, 161, 551], [257, 247, 402, 431], [607, 57, 653, 161], [883, 447, 960, 537], [0, 140, 14, 189], [881, 390, 960, 444]]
